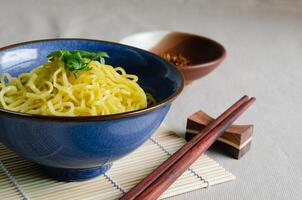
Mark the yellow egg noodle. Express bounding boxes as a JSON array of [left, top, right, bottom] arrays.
[[0, 58, 155, 116]]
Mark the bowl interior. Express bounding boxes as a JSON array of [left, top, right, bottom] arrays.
[[150, 32, 226, 66], [0, 39, 183, 104]]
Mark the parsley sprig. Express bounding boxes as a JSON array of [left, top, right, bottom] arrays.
[[48, 49, 109, 77]]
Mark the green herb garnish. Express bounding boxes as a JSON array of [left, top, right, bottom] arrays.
[[47, 49, 109, 78]]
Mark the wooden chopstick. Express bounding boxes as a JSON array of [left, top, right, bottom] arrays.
[[120, 95, 254, 200], [135, 97, 255, 200]]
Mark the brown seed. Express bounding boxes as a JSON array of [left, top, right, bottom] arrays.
[[160, 53, 191, 67]]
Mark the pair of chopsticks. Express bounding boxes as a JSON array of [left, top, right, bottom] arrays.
[[121, 95, 255, 200]]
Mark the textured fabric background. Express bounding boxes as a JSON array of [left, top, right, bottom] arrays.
[[0, 0, 301, 199]]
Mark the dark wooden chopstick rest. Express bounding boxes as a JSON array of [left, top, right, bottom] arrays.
[[186, 109, 253, 159]]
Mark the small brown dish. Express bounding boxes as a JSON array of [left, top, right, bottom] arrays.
[[120, 31, 226, 85], [150, 32, 226, 84]]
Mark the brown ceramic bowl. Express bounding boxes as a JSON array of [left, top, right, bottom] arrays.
[[150, 32, 226, 84], [120, 31, 226, 85]]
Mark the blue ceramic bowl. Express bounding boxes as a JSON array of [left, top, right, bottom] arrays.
[[0, 39, 184, 181]]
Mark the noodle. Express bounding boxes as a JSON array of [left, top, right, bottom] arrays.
[[0, 57, 155, 116]]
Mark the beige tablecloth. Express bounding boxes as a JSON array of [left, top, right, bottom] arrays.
[[0, 0, 301, 199]]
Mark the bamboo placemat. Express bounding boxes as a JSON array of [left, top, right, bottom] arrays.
[[0, 125, 235, 200]]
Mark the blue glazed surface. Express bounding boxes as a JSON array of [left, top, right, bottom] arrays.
[[0, 39, 183, 181], [42, 163, 113, 181]]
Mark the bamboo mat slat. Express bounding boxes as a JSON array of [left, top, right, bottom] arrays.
[[0, 125, 235, 200]]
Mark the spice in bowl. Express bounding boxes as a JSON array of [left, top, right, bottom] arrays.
[[160, 53, 191, 67]]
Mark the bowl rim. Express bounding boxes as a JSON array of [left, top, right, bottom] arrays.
[[120, 30, 227, 70], [0, 38, 184, 122]]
